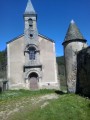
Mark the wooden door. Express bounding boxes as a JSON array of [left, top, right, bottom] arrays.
[[30, 77, 38, 90]]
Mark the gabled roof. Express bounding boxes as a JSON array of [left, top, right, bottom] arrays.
[[7, 34, 24, 44], [24, 0, 36, 15], [64, 20, 85, 41], [6, 34, 54, 44], [39, 34, 54, 43]]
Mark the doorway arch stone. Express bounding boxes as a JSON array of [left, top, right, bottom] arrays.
[[28, 72, 39, 90]]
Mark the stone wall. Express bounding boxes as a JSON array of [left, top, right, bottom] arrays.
[[7, 35, 59, 90], [64, 41, 87, 93], [77, 47, 90, 97]]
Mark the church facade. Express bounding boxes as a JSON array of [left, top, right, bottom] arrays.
[[7, 0, 59, 90]]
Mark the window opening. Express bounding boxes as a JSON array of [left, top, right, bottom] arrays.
[[28, 19, 33, 29], [30, 34, 33, 38], [29, 47, 36, 60]]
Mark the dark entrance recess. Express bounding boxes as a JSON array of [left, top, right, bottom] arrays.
[[29, 72, 38, 90], [3, 81, 7, 91]]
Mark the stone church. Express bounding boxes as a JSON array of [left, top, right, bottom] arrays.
[[7, 0, 59, 90]]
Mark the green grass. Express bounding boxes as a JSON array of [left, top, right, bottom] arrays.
[[0, 90, 90, 120], [0, 89, 55, 101]]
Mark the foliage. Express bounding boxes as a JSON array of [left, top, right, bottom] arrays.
[[56, 56, 67, 91], [56, 56, 65, 65], [0, 50, 7, 78]]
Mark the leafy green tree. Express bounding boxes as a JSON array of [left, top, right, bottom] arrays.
[[0, 50, 7, 78]]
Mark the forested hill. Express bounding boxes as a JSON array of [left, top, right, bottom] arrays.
[[0, 50, 7, 78], [56, 56, 66, 90], [56, 56, 64, 66], [56, 56, 65, 76]]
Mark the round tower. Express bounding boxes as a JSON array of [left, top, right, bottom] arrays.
[[62, 20, 88, 93]]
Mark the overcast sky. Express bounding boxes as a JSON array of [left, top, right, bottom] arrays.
[[0, 0, 90, 56]]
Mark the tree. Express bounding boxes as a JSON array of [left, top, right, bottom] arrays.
[[0, 49, 7, 79]]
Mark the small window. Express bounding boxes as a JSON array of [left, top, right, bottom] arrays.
[[29, 24, 33, 27], [30, 34, 33, 38]]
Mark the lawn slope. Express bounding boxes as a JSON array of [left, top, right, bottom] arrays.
[[0, 90, 90, 120]]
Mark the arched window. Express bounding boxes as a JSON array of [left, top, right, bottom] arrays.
[[28, 47, 36, 60], [28, 19, 33, 28]]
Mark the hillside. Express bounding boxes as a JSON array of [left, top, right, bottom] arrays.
[[0, 50, 7, 79], [56, 56, 65, 65], [56, 56, 67, 90]]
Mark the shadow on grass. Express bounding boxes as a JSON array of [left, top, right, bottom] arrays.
[[76, 92, 90, 99], [55, 90, 67, 95], [88, 104, 90, 108]]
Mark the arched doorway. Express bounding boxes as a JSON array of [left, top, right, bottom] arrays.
[[29, 72, 39, 90]]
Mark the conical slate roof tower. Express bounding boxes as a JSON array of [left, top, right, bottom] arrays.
[[63, 20, 86, 45], [62, 20, 87, 93], [65, 20, 84, 40]]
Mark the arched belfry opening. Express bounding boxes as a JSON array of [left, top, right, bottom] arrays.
[[29, 72, 39, 90]]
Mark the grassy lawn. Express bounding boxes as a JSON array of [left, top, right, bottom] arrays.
[[0, 90, 90, 120]]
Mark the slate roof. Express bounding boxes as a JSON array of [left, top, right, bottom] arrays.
[[64, 20, 85, 42], [24, 0, 36, 15]]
